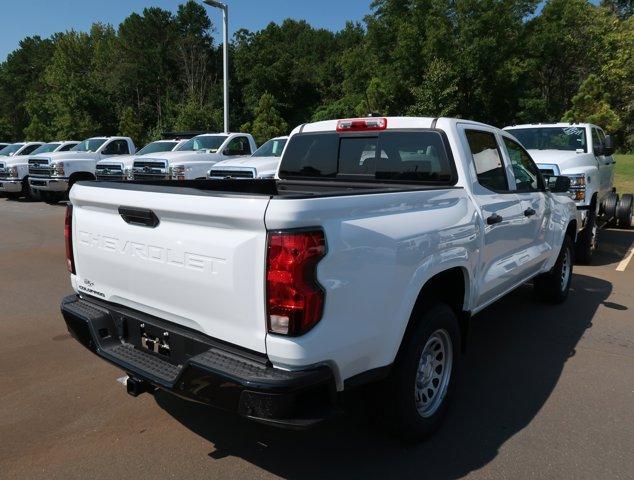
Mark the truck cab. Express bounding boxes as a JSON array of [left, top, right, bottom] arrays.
[[0, 141, 47, 199], [131, 133, 257, 181], [503, 123, 630, 263], [28, 136, 136, 204], [208, 136, 288, 179], [96, 139, 188, 181]]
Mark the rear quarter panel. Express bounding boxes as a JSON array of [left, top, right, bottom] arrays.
[[264, 188, 478, 387]]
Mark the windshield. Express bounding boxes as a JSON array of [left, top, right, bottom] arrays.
[[0, 144, 24, 156], [31, 143, 61, 155], [176, 135, 227, 152], [509, 127, 587, 152], [71, 138, 107, 152], [253, 138, 287, 157], [137, 141, 178, 155]]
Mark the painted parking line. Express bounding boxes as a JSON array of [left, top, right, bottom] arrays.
[[616, 240, 634, 272]]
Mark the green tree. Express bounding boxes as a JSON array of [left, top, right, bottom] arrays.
[[244, 92, 288, 145], [118, 106, 145, 146], [562, 74, 622, 132], [407, 58, 458, 117]]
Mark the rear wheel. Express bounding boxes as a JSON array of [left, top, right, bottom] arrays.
[[602, 192, 619, 225], [616, 194, 633, 229], [382, 302, 460, 441], [41, 191, 64, 205], [534, 235, 573, 304]]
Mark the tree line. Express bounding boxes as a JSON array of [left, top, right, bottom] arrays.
[[0, 0, 631, 150]]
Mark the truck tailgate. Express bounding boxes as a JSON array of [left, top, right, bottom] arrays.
[[70, 183, 270, 353]]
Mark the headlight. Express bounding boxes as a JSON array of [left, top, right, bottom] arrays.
[[51, 163, 65, 177], [169, 165, 189, 180], [568, 174, 586, 201], [7, 166, 19, 178]]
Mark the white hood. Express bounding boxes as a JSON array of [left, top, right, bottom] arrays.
[[96, 154, 136, 169], [30, 151, 99, 163], [528, 149, 597, 173], [211, 155, 281, 177], [140, 149, 222, 165]]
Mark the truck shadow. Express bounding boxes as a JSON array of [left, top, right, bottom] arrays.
[[156, 272, 610, 480], [590, 228, 634, 267]]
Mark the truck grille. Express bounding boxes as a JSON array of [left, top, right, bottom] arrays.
[[208, 168, 256, 179], [132, 160, 169, 181], [28, 158, 51, 177], [96, 164, 125, 181]]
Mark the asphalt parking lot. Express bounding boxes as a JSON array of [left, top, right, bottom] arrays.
[[1, 198, 633, 480]]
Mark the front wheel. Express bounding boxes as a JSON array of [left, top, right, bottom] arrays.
[[382, 302, 460, 441], [534, 235, 573, 304], [576, 206, 598, 264], [23, 178, 41, 202], [41, 191, 64, 205]]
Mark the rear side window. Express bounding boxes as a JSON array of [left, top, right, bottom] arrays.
[[465, 130, 508, 192], [280, 131, 454, 184]]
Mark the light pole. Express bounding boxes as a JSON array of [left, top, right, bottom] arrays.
[[203, 0, 229, 133]]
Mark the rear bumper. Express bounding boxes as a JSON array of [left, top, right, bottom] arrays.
[[60, 294, 337, 428], [29, 177, 68, 191], [0, 179, 22, 192]]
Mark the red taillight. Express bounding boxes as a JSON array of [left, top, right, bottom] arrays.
[[65, 204, 75, 274], [266, 230, 326, 336], [336, 117, 387, 132]]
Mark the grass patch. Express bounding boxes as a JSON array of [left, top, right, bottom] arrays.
[[614, 154, 634, 194]]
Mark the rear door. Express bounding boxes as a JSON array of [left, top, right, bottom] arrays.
[[70, 184, 271, 353], [501, 135, 553, 273], [458, 126, 529, 309]]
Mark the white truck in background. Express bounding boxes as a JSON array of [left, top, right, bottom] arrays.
[[130, 133, 256, 181], [28, 136, 136, 204], [504, 123, 633, 263], [61, 117, 579, 440], [96, 139, 189, 182], [208, 136, 288, 179], [0, 141, 49, 200]]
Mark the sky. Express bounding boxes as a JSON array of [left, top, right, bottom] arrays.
[[0, 0, 373, 61]]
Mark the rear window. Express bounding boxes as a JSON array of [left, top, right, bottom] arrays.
[[279, 131, 454, 184]]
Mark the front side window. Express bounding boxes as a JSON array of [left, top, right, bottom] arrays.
[[72, 138, 107, 152], [137, 141, 178, 155], [280, 131, 454, 183], [177, 135, 228, 152], [225, 136, 251, 156], [102, 140, 129, 155], [31, 143, 61, 155], [252, 138, 287, 157], [18, 144, 42, 155], [508, 127, 587, 152], [503, 137, 543, 192], [465, 130, 508, 192]]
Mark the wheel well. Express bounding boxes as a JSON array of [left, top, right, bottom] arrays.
[[399, 268, 470, 358], [566, 219, 577, 242]]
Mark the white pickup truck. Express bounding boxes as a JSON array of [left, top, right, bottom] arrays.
[[28, 136, 136, 204], [0, 141, 47, 199], [131, 133, 257, 181], [96, 139, 188, 182], [61, 117, 578, 439], [0, 141, 78, 200], [504, 123, 633, 263], [208, 136, 288, 179]]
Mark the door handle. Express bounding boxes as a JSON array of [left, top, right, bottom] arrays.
[[118, 206, 160, 228], [486, 213, 503, 225], [524, 207, 536, 217]]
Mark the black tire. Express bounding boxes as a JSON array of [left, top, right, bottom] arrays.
[[5, 192, 20, 200], [602, 192, 619, 223], [23, 177, 41, 202], [575, 206, 598, 265], [534, 235, 573, 304], [41, 191, 63, 205], [616, 193, 633, 229], [382, 302, 461, 441]]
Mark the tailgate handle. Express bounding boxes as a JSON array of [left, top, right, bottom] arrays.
[[118, 207, 159, 228]]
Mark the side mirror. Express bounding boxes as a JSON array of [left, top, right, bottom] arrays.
[[603, 135, 615, 156], [548, 175, 571, 193]]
